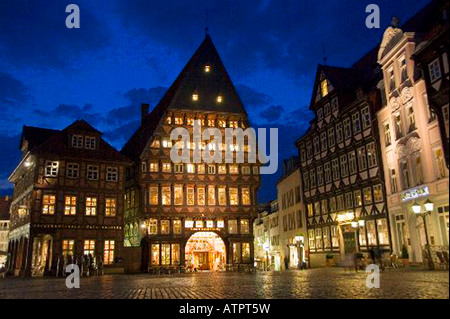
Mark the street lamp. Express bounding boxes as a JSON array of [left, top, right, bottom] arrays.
[[412, 200, 435, 270]]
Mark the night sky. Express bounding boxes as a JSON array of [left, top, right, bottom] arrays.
[[0, 0, 431, 202]]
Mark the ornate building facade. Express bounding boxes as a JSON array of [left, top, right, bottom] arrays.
[[121, 35, 260, 272], [376, 0, 449, 264], [296, 55, 391, 267], [276, 156, 307, 269], [7, 120, 131, 276], [0, 196, 11, 268]]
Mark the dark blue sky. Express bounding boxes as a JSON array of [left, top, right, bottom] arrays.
[[0, 0, 430, 201]]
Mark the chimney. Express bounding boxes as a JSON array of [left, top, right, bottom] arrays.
[[141, 103, 149, 124]]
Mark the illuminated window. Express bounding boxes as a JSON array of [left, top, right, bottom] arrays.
[[195, 118, 205, 126], [197, 164, 205, 174], [366, 221, 377, 246], [86, 197, 97, 216], [229, 121, 238, 128], [208, 165, 216, 174], [105, 198, 116, 216], [162, 187, 171, 205], [331, 226, 339, 247], [187, 164, 195, 173], [315, 228, 323, 250], [149, 219, 158, 234], [162, 138, 172, 148], [228, 220, 238, 234], [174, 163, 184, 174], [242, 243, 251, 263], [218, 165, 226, 174], [323, 227, 331, 248], [104, 240, 115, 265], [192, 94, 199, 101], [229, 188, 238, 205], [45, 161, 59, 177], [151, 244, 160, 265], [185, 220, 194, 228], [206, 220, 214, 228], [363, 187, 372, 205], [161, 244, 170, 265], [218, 187, 226, 206], [366, 143, 377, 168], [373, 185, 383, 203], [106, 167, 118, 182], [62, 240, 74, 257], [197, 187, 205, 205], [149, 162, 159, 172], [64, 196, 77, 215], [308, 230, 315, 249], [83, 240, 95, 257], [321, 79, 328, 97], [252, 166, 259, 175], [241, 166, 250, 175], [42, 194, 56, 215], [195, 220, 203, 228], [174, 185, 183, 205], [208, 186, 216, 205], [435, 148, 447, 178], [165, 116, 172, 125], [172, 244, 180, 265], [217, 95, 223, 103], [307, 203, 313, 217], [162, 163, 171, 173], [354, 190, 362, 207], [149, 186, 159, 205], [187, 187, 194, 206], [218, 120, 227, 128], [241, 219, 250, 234], [217, 220, 225, 228], [161, 220, 170, 234], [242, 188, 251, 205], [87, 165, 99, 180], [85, 137, 96, 150], [204, 65, 211, 72], [357, 146, 367, 171], [173, 220, 182, 234], [208, 119, 215, 127]]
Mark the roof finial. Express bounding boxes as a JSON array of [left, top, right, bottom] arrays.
[[205, 9, 209, 36]]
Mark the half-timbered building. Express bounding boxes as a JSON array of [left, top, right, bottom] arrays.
[[295, 52, 391, 267], [7, 120, 131, 276], [121, 34, 260, 272]]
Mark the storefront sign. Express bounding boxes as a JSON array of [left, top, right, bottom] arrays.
[[337, 212, 355, 223], [401, 185, 429, 202]]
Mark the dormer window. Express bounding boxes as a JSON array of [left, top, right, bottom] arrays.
[[205, 65, 211, 72], [321, 79, 329, 97], [192, 94, 199, 101], [72, 135, 83, 148], [85, 137, 96, 150], [217, 95, 223, 103]]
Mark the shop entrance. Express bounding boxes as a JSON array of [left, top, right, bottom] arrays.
[[185, 232, 226, 271], [343, 231, 357, 254]]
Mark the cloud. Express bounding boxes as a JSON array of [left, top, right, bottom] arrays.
[[108, 86, 168, 124], [235, 84, 273, 109], [259, 105, 284, 122], [0, 72, 30, 106], [33, 103, 103, 126], [0, 0, 110, 67], [103, 120, 140, 148]]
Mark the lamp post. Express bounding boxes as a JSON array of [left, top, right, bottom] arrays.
[[412, 200, 435, 270]]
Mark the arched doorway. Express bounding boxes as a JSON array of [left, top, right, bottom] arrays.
[[185, 232, 226, 271]]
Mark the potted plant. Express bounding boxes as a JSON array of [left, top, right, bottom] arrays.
[[400, 245, 409, 267], [326, 254, 335, 267]]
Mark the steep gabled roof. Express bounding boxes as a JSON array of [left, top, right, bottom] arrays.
[[23, 120, 130, 163], [21, 125, 60, 152], [122, 34, 247, 161]]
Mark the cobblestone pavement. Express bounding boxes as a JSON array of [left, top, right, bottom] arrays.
[[0, 268, 448, 299]]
